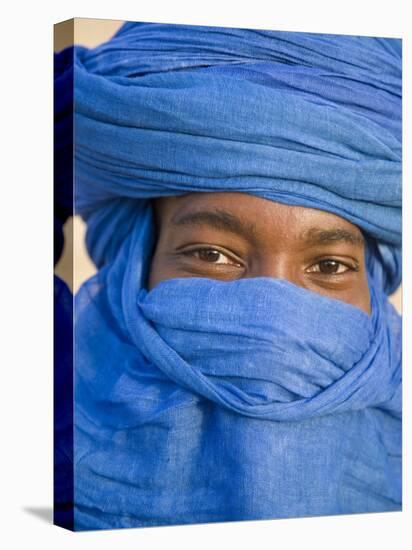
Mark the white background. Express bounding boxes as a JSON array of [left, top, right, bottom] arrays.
[[0, 1, 410, 548]]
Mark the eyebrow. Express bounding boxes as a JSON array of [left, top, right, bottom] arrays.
[[170, 209, 258, 242], [170, 208, 364, 247], [303, 227, 364, 247]]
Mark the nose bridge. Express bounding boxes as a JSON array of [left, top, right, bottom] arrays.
[[252, 252, 299, 284]]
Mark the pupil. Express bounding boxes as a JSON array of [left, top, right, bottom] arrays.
[[320, 260, 338, 273], [200, 249, 220, 262]]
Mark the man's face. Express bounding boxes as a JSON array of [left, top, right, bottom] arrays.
[[148, 192, 371, 314]]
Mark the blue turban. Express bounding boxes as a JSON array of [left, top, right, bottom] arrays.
[[57, 22, 402, 530]]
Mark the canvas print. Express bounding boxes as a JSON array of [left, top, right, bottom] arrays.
[[53, 18, 402, 531]]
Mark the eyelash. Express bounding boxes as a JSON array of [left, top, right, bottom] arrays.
[[181, 246, 359, 276]]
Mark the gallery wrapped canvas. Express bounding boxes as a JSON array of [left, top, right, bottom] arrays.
[[54, 18, 402, 531]]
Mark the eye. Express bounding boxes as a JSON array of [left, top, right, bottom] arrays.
[[183, 247, 242, 266], [306, 259, 354, 275]]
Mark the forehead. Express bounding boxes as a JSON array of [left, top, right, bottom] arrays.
[[154, 191, 364, 245]]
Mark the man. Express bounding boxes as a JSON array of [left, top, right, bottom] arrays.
[[57, 21, 402, 530]]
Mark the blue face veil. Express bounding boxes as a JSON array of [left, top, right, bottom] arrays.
[[56, 22, 402, 530]]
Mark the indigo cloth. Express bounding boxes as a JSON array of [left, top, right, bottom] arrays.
[[73, 22, 402, 292], [64, 23, 402, 529]]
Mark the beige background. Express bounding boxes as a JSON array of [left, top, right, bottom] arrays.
[[54, 18, 402, 313], [54, 19, 123, 293]]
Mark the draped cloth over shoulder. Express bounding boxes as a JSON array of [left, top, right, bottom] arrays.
[[54, 22, 402, 529]]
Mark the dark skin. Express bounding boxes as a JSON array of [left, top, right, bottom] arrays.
[[148, 192, 371, 314]]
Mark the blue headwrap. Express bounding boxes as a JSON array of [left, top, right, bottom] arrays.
[[58, 22, 402, 530]]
